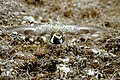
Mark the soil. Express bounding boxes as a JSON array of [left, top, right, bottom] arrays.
[[0, 0, 120, 80]]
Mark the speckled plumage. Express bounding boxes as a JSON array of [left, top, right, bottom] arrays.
[[6, 23, 106, 35]]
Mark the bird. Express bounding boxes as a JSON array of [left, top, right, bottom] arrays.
[[50, 32, 64, 44]]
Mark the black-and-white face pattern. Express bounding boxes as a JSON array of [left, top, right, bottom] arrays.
[[50, 33, 64, 44]]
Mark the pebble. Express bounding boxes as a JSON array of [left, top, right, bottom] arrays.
[[10, 32, 18, 37], [23, 16, 35, 22]]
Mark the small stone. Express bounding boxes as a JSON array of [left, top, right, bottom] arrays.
[[10, 32, 18, 37], [41, 36, 47, 42], [19, 34, 26, 40], [23, 16, 35, 22], [29, 38, 34, 42], [0, 30, 2, 36], [0, 6, 4, 12]]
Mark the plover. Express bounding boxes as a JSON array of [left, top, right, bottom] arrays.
[[50, 32, 64, 44]]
